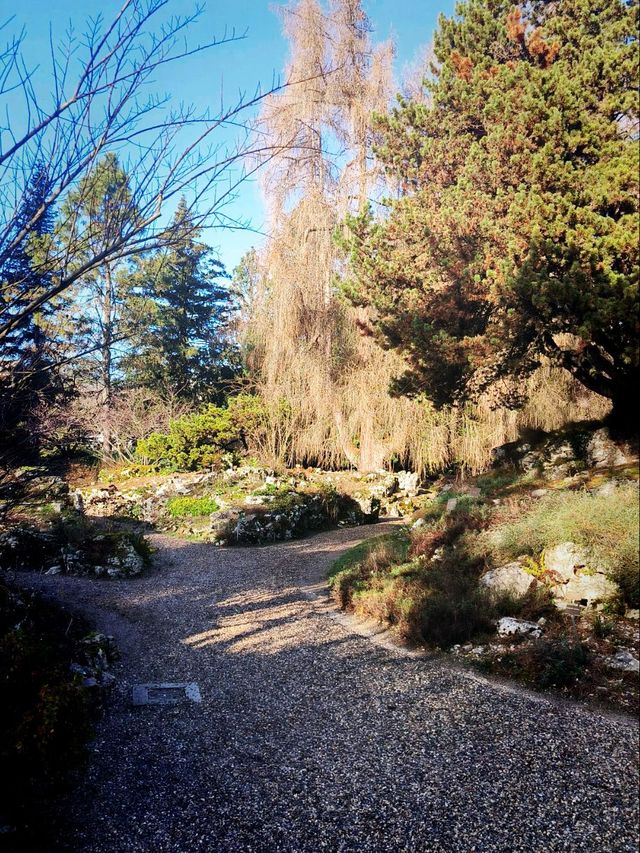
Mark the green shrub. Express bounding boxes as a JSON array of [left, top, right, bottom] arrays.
[[412, 542, 495, 646], [329, 522, 501, 647], [328, 532, 409, 583], [166, 496, 220, 517], [135, 394, 267, 472], [253, 483, 282, 496], [484, 639, 591, 690], [485, 485, 639, 607]]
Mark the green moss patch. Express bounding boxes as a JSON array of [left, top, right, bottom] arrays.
[[166, 495, 220, 517]]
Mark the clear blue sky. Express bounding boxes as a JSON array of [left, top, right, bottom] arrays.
[[6, 0, 454, 272]]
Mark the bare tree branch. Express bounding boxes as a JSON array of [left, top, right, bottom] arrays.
[[0, 0, 294, 343]]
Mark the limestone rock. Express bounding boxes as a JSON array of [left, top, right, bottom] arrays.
[[586, 428, 631, 468], [385, 503, 402, 519], [497, 617, 543, 638], [604, 649, 640, 673], [396, 471, 420, 496], [355, 495, 381, 519], [379, 475, 399, 497], [81, 485, 141, 519], [480, 561, 539, 598], [594, 480, 618, 497], [244, 494, 268, 506], [544, 542, 616, 607], [544, 542, 590, 581]]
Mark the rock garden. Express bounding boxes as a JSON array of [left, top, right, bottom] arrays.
[[74, 463, 427, 545], [328, 423, 640, 712]]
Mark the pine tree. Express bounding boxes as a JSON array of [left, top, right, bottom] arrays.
[[342, 0, 638, 428], [0, 165, 56, 366], [122, 200, 236, 403], [0, 165, 60, 452]]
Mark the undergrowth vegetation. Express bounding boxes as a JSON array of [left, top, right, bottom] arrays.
[[134, 395, 266, 472], [166, 496, 220, 518], [0, 580, 97, 843], [330, 506, 557, 647]]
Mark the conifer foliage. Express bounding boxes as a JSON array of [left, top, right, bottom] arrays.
[[123, 200, 236, 404], [342, 0, 639, 426], [0, 166, 59, 452]]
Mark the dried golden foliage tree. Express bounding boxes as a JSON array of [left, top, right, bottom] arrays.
[[249, 0, 408, 471], [246, 0, 609, 474]]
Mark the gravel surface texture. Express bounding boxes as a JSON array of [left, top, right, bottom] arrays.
[[18, 524, 640, 852]]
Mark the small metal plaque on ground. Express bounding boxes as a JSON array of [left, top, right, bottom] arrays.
[[132, 682, 201, 706]]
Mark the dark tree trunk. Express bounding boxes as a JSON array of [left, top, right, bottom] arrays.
[[606, 380, 639, 440]]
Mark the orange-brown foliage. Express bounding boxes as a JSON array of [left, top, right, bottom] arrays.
[[527, 28, 561, 66], [450, 50, 473, 81], [506, 7, 526, 44]]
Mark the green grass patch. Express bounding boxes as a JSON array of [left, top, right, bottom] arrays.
[[327, 531, 409, 582], [475, 469, 524, 495], [166, 495, 220, 518], [253, 482, 283, 496]]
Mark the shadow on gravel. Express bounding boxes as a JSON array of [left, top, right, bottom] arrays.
[[16, 525, 639, 853]]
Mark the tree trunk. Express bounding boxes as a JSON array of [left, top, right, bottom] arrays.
[[333, 409, 360, 469], [358, 414, 386, 472], [607, 382, 639, 440], [100, 264, 114, 456]]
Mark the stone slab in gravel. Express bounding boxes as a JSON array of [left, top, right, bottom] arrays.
[[17, 523, 640, 853], [132, 682, 202, 706]]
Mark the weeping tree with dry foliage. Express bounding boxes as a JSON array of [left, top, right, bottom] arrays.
[[247, 0, 417, 471]]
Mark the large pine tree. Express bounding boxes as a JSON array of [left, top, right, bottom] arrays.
[[58, 153, 139, 452], [0, 166, 60, 451], [342, 0, 638, 427], [1, 166, 56, 366]]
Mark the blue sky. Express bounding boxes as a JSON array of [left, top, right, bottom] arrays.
[[7, 0, 454, 271]]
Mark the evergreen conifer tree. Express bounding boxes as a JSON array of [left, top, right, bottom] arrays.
[[122, 199, 237, 403], [342, 0, 638, 428]]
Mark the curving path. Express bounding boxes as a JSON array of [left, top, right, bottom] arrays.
[[20, 525, 639, 852]]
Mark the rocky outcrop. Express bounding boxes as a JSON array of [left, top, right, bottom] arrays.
[[490, 424, 636, 481], [585, 428, 634, 468], [211, 491, 376, 546], [71, 633, 119, 688], [0, 522, 149, 579], [543, 542, 616, 608], [79, 485, 143, 519], [603, 649, 640, 673], [77, 464, 423, 543]]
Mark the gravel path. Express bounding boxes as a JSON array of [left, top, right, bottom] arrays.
[[20, 525, 639, 852]]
